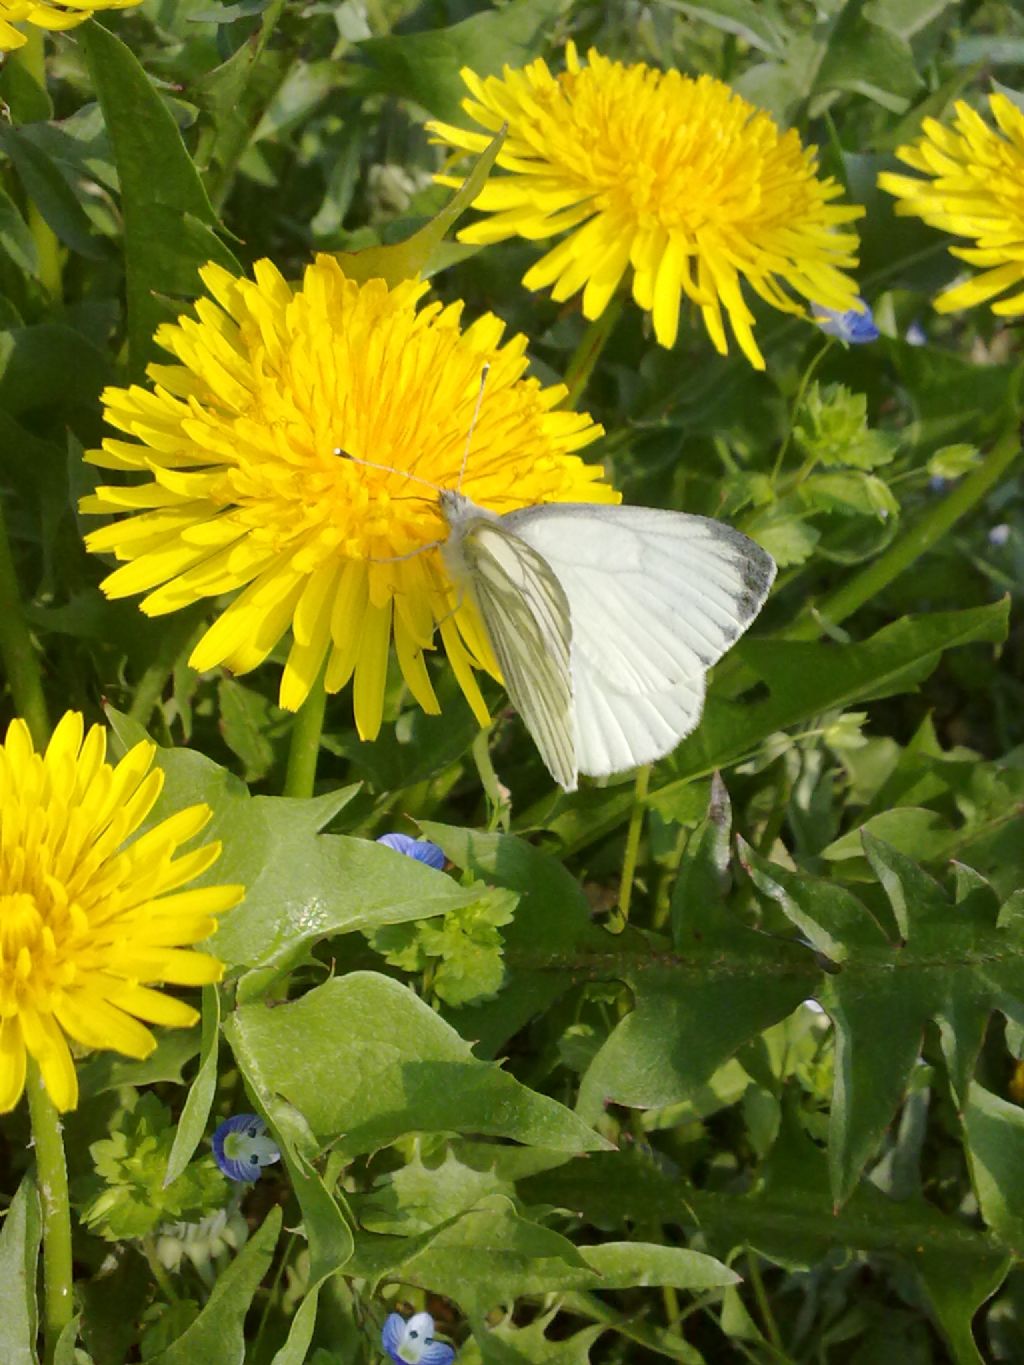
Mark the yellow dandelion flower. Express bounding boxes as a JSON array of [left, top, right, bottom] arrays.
[[81, 255, 612, 737], [0, 0, 140, 50], [878, 93, 1024, 316], [427, 43, 865, 370], [0, 712, 242, 1113]]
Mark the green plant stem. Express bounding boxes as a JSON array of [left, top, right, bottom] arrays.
[[127, 611, 201, 729], [0, 499, 49, 746], [25, 1060, 73, 1365], [771, 339, 832, 480], [283, 668, 328, 798], [786, 420, 1022, 641], [471, 726, 510, 831], [251, 1229, 296, 1360], [141, 1238, 179, 1302], [610, 763, 651, 933], [563, 297, 623, 409], [746, 1252, 783, 1351], [9, 32, 62, 300]]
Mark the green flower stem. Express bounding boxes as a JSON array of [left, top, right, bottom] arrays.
[[283, 669, 328, 798], [786, 420, 1022, 641], [141, 1238, 179, 1302], [609, 763, 651, 933], [563, 297, 623, 409], [9, 32, 62, 300], [0, 498, 49, 747], [746, 1252, 783, 1352], [771, 338, 832, 480], [25, 1060, 73, 1365]]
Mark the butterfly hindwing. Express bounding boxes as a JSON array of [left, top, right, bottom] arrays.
[[452, 513, 578, 791], [503, 503, 776, 777]]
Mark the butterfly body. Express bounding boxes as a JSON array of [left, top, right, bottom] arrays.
[[439, 493, 776, 792]]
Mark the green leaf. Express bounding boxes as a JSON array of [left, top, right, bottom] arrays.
[[216, 678, 279, 783], [0, 325, 110, 417], [822, 805, 957, 868], [0, 1174, 41, 1365], [963, 1083, 1024, 1252], [162, 986, 221, 1188], [419, 822, 601, 1056], [77, 1030, 201, 1100], [576, 1241, 739, 1291], [351, 1197, 733, 1318], [813, 3, 922, 111], [928, 443, 982, 479], [80, 1094, 227, 1242], [147, 1208, 281, 1365], [355, 0, 565, 123], [370, 887, 518, 1006], [332, 126, 505, 285], [673, 1, 788, 56], [0, 55, 52, 123], [101, 724, 473, 991], [353, 1197, 592, 1314], [793, 382, 899, 469], [52, 1317, 84, 1365], [358, 1145, 515, 1237], [0, 188, 38, 277], [521, 1123, 1009, 1363], [78, 22, 237, 378], [467, 1311, 606, 1365], [576, 784, 817, 1122], [743, 837, 1024, 1203], [224, 972, 607, 1158], [0, 126, 103, 259], [190, 1, 291, 206]]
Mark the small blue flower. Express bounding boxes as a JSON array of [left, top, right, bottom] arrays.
[[376, 833, 446, 870], [381, 1312, 455, 1365], [212, 1115, 281, 1182], [811, 298, 879, 344], [989, 523, 1011, 547]]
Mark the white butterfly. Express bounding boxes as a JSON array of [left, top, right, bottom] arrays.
[[439, 490, 776, 793]]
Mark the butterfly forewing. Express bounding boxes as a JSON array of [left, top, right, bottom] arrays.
[[455, 516, 578, 791]]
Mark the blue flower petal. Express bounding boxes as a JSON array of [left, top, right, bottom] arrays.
[[376, 833, 446, 870], [382, 1313, 407, 1357], [380, 1311, 456, 1364], [811, 298, 879, 344], [420, 1345, 456, 1365], [211, 1114, 281, 1182]]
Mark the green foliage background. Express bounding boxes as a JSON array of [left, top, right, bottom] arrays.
[[1, 1, 1024, 1362]]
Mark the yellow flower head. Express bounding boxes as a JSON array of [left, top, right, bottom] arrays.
[[427, 43, 865, 369], [0, 0, 140, 50], [81, 256, 612, 736], [878, 93, 1024, 317], [0, 712, 241, 1113]]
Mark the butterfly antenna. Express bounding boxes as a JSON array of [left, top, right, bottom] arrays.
[[456, 363, 490, 493], [333, 448, 440, 495]]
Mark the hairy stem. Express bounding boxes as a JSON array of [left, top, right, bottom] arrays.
[[610, 763, 651, 933], [283, 671, 328, 798], [563, 297, 624, 410], [25, 1060, 73, 1365]]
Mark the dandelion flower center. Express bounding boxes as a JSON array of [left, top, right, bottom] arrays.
[[82, 256, 614, 735], [0, 712, 242, 1113], [428, 44, 865, 368]]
